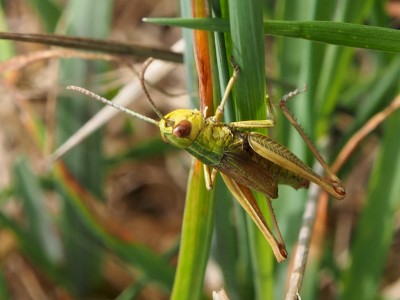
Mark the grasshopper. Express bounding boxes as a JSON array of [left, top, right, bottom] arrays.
[[67, 58, 345, 262]]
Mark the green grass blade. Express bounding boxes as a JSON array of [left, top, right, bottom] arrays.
[[209, 4, 255, 299], [170, 1, 217, 299], [168, 1, 215, 299], [144, 17, 230, 32], [171, 161, 215, 300], [146, 18, 400, 54], [13, 157, 63, 264], [264, 21, 400, 53], [227, 1, 274, 300]]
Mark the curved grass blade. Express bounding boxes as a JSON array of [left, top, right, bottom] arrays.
[[145, 18, 400, 54]]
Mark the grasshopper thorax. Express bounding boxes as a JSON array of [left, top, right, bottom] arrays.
[[159, 109, 204, 148]]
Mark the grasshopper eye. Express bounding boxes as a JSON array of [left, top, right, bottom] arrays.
[[173, 120, 192, 138]]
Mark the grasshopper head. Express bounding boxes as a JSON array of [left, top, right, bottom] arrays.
[[159, 109, 204, 148]]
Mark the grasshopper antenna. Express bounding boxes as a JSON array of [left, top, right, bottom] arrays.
[[66, 86, 159, 126], [140, 57, 169, 123]]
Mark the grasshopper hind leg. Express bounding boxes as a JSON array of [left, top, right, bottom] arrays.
[[265, 196, 285, 250], [279, 88, 346, 199], [220, 174, 288, 262]]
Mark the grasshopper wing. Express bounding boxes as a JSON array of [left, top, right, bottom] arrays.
[[217, 149, 279, 199]]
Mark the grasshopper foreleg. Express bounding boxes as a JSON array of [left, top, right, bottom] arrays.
[[204, 164, 218, 190]]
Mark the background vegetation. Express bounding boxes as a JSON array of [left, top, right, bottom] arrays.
[[0, 0, 399, 299]]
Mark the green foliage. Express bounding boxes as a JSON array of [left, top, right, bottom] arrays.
[[0, 0, 399, 299]]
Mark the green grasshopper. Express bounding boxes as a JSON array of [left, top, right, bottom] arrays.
[[67, 58, 345, 262]]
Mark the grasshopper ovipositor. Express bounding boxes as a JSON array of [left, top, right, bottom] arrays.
[[67, 57, 345, 262]]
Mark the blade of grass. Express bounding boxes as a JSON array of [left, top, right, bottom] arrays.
[[13, 157, 63, 264], [145, 18, 400, 54], [227, 1, 274, 300], [171, 160, 215, 300], [171, 1, 216, 299], [6, 18, 400, 58], [211, 3, 254, 299]]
